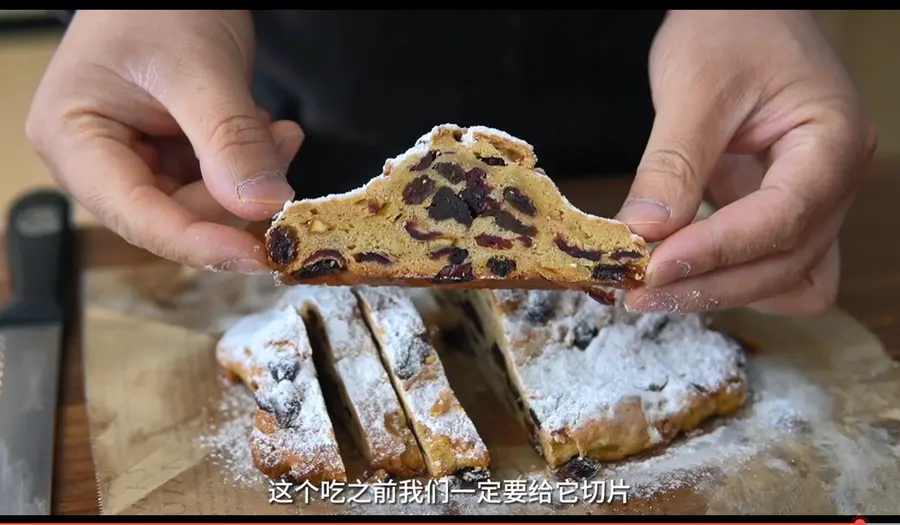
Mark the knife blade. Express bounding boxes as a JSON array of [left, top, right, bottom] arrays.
[[0, 190, 73, 515]]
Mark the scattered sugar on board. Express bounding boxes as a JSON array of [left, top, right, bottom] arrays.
[[198, 379, 265, 488]]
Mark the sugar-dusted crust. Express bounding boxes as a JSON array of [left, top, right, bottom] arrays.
[[216, 306, 346, 482], [275, 286, 427, 478], [266, 124, 649, 292], [437, 289, 750, 468], [354, 286, 491, 478]]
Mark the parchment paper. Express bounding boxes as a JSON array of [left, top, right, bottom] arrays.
[[82, 262, 900, 515]]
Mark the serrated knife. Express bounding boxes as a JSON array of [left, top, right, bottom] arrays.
[[0, 190, 73, 515]]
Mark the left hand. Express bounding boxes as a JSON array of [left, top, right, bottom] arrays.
[[616, 10, 877, 316]]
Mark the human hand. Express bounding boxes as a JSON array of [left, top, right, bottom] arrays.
[[616, 10, 877, 316], [27, 10, 304, 272]]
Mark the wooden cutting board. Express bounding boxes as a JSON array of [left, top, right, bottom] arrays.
[[80, 262, 900, 515]]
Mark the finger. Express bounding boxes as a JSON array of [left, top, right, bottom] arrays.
[[623, 199, 845, 314], [644, 133, 855, 288], [50, 115, 269, 272], [270, 120, 305, 167], [748, 240, 840, 317], [616, 83, 747, 241], [171, 180, 249, 228], [157, 59, 296, 221], [705, 153, 766, 208]]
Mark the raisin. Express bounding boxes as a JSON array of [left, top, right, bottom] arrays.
[[572, 321, 598, 350], [554, 234, 602, 261], [292, 250, 347, 280], [487, 209, 537, 237], [402, 175, 436, 204], [267, 226, 299, 266], [591, 264, 630, 283], [428, 187, 474, 226], [456, 467, 491, 484], [556, 456, 601, 481], [478, 155, 507, 166], [611, 249, 643, 261], [354, 252, 393, 265], [647, 380, 667, 392], [404, 221, 443, 241], [394, 332, 430, 380], [429, 247, 469, 265], [432, 262, 475, 284], [487, 257, 516, 277], [518, 236, 534, 248], [268, 360, 299, 382], [643, 316, 670, 340], [502, 187, 537, 216], [586, 288, 616, 305], [690, 382, 709, 394], [367, 199, 383, 215], [524, 291, 558, 323], [410, 150, 437, 171], [460, 185, 498, 216], [255, 384, 302, 428], [475, 234, 514, 250], [433, 162, 467, 184], [464, 167, 489, 188]]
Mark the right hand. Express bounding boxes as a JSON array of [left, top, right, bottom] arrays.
[[26, 10, 304, 272]]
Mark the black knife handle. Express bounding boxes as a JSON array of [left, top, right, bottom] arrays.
[[0, 189, 73, 326]]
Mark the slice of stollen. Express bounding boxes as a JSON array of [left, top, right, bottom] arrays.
[[353, 285, 490, 479], [276, 286, 427, 479], [216, 305, 346, 482], [266, 124, 648, 292]]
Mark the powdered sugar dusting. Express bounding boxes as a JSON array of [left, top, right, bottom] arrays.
[[216, 306, 345, 480], [355, 286, 489, 465], [198, 379, 266, 487], [276, 286, 415, 462], [491, 289, 746, 443]]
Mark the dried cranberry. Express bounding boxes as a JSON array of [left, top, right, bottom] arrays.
[[611, 249, 643, 261], [460, 185, 498, 216], [404, 221, 443, 241], [402, 175, 436, 205], [572, 321, 598, 350], [428, 187, 474, 226], [267, 226, 299, 266], [432, 263, 475, 284], [478, 155, 507, 166], [410, 150, 437, 171], [487, 209, 537, 237], [502, 187, 537, 216], [524, 291, 558, 323], [587, 288, 616, 305], [292, 250, 347, 280], [591, 264, 630, 283], [487, 257, 516, 277], [554, 234, 602, 261], [556, 456, 601, 481], [354, 252, 393, 265], [518, 236, 534, 248], [429, 247, 469, 265], [433, 162, 467, 184], [475, 234, 514, 250]]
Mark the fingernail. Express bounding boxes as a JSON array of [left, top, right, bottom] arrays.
[[214, 258, 270, 274], [647, 260, 692, 288], [617, 198, 671, 226], [625, 289, 677, 313], [237, 171, 295, 204]]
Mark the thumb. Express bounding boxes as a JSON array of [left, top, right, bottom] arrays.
[[161, 60, 296, 221], [616, 92, 736, 242]]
